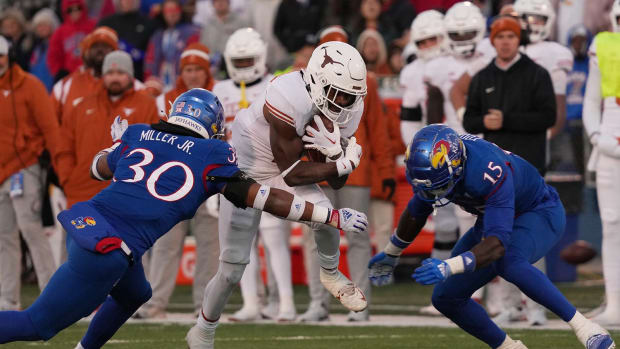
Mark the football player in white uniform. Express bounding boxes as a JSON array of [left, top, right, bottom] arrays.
[[187, 41, 368, 348], [582, 0, 620, 326], [212, 28, 296, 322]]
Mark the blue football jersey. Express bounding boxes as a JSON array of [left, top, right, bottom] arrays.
[[90, 124, 240, 256], [408, 134, 560, 247]]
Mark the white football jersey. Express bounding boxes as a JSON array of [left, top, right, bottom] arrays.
[[424, 55, 467, 133], [212, 75, 273, 137], [232, 70, 363, 181]]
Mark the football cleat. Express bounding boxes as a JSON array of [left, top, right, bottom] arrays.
[[260, 301, 279, 320], [347, 309, 369, 322], [526, 307, 548, 326], [186, 325, 214, 349], [228, 306, 260, 322], [276, 308, 297, 322], [319, 268, 367, 312], [298, 301, 329, 322]]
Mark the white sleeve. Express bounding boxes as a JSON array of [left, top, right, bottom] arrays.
[[550, 45, 574, 95], [583, 40, 602, 139], [264, 82, 296, 128]]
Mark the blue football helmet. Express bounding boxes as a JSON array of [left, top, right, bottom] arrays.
[[405, 124, 465, 203], [167, 88, 225, 139]]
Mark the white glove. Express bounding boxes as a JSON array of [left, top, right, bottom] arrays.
[[110, 115, 128, 142], [329, 208, 368, 234], [335, 136, 362, 176], [597, 133, 620, 158], [302, 115, 343, 159], [205, 194, 220, 218]]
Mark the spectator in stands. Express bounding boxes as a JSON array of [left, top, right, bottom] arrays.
[[386, 42, 405, 74], [0, 8, 34, 71], [356, 28, 391, 75], [381, 0, 416, 47], [51, 26, 118, 121], [137, 43, 216, 319], [29, 9, 60, 92], [0, 0, 55, 20], [273, 0, 327, 53], [99, 0, 157, 81], [463, 16, 556, 175], [85, 0, 116, 22], [348, 0, 398, 47], [199, 0, 252, 79], [55, 51, 159, 209], [48, 0, 96, 81], [300, 27, 394, 322], [145, 0, 200, 88], [0, 35, 60, 311], [408, 0, 461, 13]]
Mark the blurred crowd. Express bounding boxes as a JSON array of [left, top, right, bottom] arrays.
[[0, 0, 616, 326]]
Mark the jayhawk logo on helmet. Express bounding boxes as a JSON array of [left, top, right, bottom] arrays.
[[430, 138, 463, 170]]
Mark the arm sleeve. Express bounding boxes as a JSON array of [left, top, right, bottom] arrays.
[[583, 40, 602, 139], [406, 195, 434, 219], [463, 73, 487, 134], [202, 142, 244, 194], [480, 164, 515, 249], [502, 67, 557, 132]]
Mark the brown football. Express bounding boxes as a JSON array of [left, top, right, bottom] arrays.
[[560, 240, 597, 265], [303, 114, 334, 163]]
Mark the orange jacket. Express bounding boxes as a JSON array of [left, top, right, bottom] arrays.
[[55, 86, 159, 207], [0, 65, 61, 185], [51, 66, 101, 122], [370, 101, 406, 200], [344, 73, 394, 188]]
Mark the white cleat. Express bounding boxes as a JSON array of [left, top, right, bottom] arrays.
[[298, 302, 329, 322], [319, 268, 367, 312], [276, 308, 297, 322], [510, 340, 528, 349], [347, 309, 369, 322], [260, 302, 279, 320], [420, 304, 442, 316], [228, 307, 260, 322], [186, 325, 214, 349], [493, 306, 526, 327], [575, 319, 616, 349], [526, 307, 548, 326], [591, 312, 620, 327]]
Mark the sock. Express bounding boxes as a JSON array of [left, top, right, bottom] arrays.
[[81, 296, 135, 348], [201, 262, 245, 321], [0, 311, 40, 343], [260, 220, 294, 313], [569, 311, 606, 346], [75, 343, 85, 349], [496, 335, 526, 349], [237, 239, 260, 312]]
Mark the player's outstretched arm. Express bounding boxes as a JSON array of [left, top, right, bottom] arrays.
[[221, 176, 368, 234], [368, 208, 427, 286], [264, 106, 358, 187]]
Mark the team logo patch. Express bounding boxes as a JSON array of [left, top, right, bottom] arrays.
[[71, 216, 96, 229], [431, 140, 450, 169]]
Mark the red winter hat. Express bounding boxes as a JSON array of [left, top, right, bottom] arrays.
[[490, 16, 521, 43]]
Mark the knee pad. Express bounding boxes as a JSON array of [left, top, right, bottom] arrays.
[[220, 262, 246, 285]]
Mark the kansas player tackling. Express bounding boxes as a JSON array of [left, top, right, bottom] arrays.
[[368, 124, 615, 349], [0, 89, 368, 348]]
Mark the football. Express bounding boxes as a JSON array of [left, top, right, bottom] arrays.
[[303, 114, 334, 163], [560, 240, 597, 265]]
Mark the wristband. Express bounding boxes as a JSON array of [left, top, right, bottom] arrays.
[[311, 205, 330, 224], [445, 251, 476, 275], [335, 158, 353, 176], [286, 195, 305, 221], [91, 152, 107, 181], [251, 185, 270, 210], [383, 232, 412, 256]]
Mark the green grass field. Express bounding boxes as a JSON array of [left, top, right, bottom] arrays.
[[4, 278, 614, 348]]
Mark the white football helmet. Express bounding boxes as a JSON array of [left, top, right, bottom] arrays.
[[514, 0, 555, 43], [444, 2, 486, 58], [303, 41, 367, 126], [611, 0, 620, 33], [224, 27, 267, 84], [410, 10, 447, 61]]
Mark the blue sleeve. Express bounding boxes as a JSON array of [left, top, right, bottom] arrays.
[[202, 142, 243, 194], [406, 195, 434, 219], [481, 165, 515, 248], [105, 141, 126, 174]]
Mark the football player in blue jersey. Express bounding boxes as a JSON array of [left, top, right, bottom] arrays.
[[0, 88, 369, 348], [368, 124, 615, 349]]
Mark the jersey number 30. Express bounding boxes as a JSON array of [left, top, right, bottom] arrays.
[[122, 148, 193, 202]]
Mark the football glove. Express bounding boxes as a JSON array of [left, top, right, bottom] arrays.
[[335, 137, 362, 176], [110, 115, 128, 142], [329, 208, 368, 234], [302, 115, 343, 159], [412, 258, 452, 285], [368, 252, 398, 286]]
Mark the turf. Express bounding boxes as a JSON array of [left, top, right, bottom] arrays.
[[5, 279, 611, 348]]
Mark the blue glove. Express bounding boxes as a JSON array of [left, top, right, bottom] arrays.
[[368, 252, 398, 286], [412, 258, 452, 285]]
